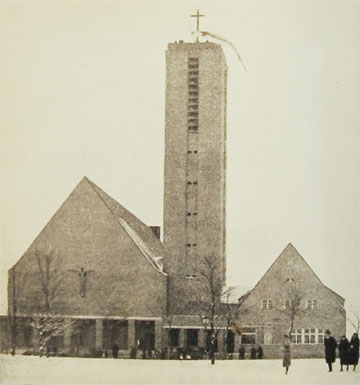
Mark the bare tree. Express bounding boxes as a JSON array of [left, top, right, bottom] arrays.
[[32, 248, 77, 357], [221, 287, 250, 357], [195, 255, 224, 365], [347, 305, 360, 334], [280, 284, 304, 338]]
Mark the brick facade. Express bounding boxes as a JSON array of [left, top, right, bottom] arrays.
[[234, 243, 346, 358], [7, 177, 167, 355]]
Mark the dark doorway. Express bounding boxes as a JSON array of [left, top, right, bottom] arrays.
[[169, 329, 179, 347], [103, 320, 128, 350], [70, 319, 96, 350], [186, 329, 198, 347], [135, 321, 155, 357]]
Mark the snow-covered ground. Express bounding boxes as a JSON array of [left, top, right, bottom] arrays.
[[0, 355, 359, 385]]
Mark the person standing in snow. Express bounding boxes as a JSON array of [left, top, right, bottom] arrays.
[[250, 345, 257, 359], [239, 345, 245, 359], [348, 333, 359, 371], [282, 335, 291, 375], [324, 330, 337, 372], [338, 335, 350, 371]]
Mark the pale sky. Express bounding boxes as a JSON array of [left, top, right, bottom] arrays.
[[1, 0, 359, 331]]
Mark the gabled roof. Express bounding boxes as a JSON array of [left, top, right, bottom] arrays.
[[13, 177, 167, 276], [251, 243, 344, 300]]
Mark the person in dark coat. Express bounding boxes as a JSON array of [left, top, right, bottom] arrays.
[[348, 333, 359, 371], [257, 345, 264, 359], [112, 343, 119, 358], [250, 345, 257, 359], [226, 332, 234, 357], [282, 335, 291, 375], [338, 336, 350, 371], [324, 330, 337, 372], [239, 345, 245, 359]]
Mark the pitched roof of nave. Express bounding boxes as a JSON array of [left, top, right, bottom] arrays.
[[13, 176, 167, 275], [248, 243, 344, 303]]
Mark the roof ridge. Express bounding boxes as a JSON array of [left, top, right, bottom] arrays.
[[85, 178, 167, 276]]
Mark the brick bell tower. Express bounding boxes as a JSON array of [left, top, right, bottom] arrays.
[[163, 16, 227, 314]]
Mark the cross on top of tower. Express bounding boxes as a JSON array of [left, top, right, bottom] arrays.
[[190, 9, 205, 33]]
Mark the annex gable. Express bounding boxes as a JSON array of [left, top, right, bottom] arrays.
[[240, 243, 344, 317]]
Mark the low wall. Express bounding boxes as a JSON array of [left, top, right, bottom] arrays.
[[262, 344, 324, 359]]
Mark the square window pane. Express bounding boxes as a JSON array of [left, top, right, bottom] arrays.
[[242, 334, 256, 344]]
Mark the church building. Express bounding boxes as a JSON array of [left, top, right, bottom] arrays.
[[4, 20, 346, 359]]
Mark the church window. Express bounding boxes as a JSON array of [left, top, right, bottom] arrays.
[[186, 244, 191, 247], [291, 328, 324, 344], [188, 58, 199, 65], [306, 300, 319, 309], [193, 181, 198, 185], [194, 150, 198, 154], [188, 112, 198, 117], [284, 300, 292, 309], [189, 71, 199, 76], [318, 329, 325, 343], [240, 328, 257, 344], [186, 213, 191, 216], [290, 329, 302, 344], [187, 182, 192, 185], [192, 243, 197, 246], [188, 126, 198, 131], [261, 299, 273, 309]]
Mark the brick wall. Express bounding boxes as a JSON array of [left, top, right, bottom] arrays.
[[8, 178, 167, 319], [237, 244, 346, 345]]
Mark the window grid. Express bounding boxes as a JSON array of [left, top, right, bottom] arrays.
[[291, 328, 324, 344], [306, 300, 319, 309], [261, 300, 273, 310]]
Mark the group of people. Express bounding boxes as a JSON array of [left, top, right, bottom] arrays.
[[324, 330, 359, 372], [281, 330, 359, 375], [238, 345, 263, 359]]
